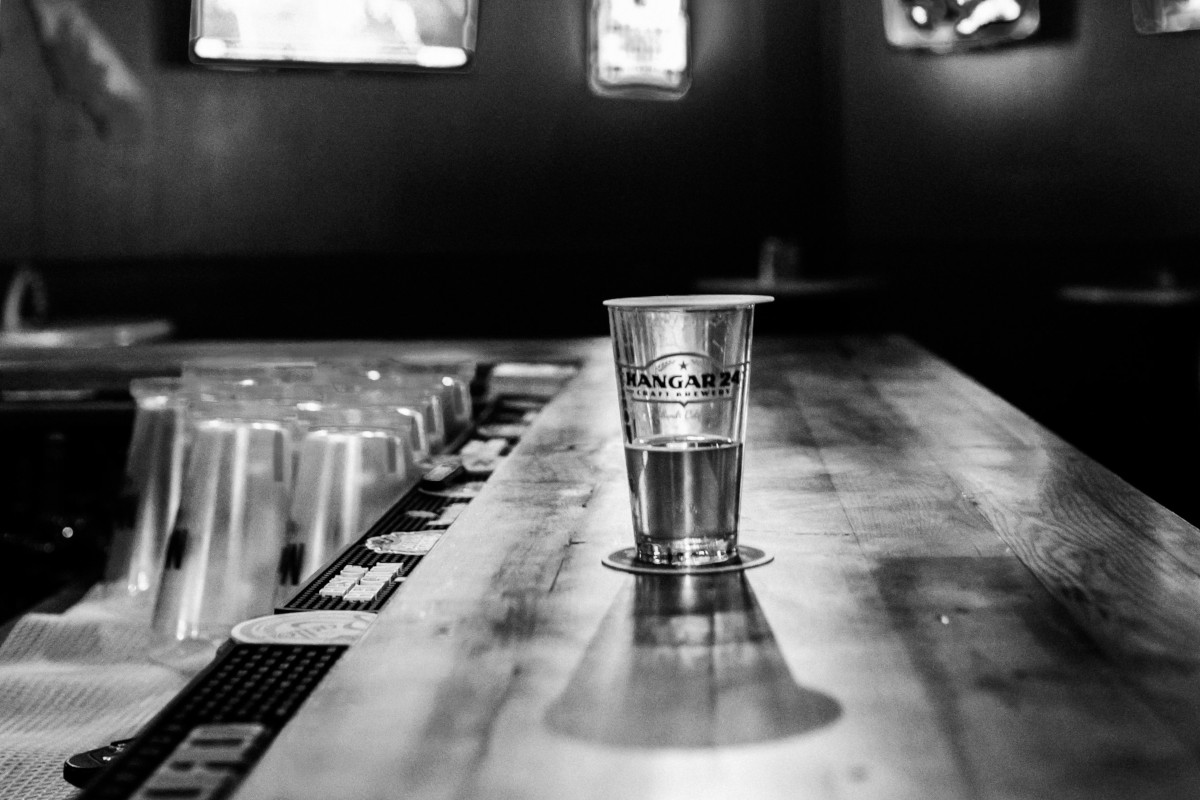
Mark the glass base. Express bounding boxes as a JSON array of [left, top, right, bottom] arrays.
[[603, 545, 773, 576], [635, 535, 737, 567]]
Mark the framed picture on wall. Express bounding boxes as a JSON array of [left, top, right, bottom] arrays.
[[1132, 0, 1200, 33], [189, 0, 478, 70], [881, 0, 1040, 52], [588, 0, 690, 100]]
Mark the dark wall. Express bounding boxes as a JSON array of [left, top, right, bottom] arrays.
[[5, 0, 1199, 328], [0, 0, 820, 338], [831, 0, 1200, 523], [837, 0, 1200, 261], [14, 1, 1198, 279]]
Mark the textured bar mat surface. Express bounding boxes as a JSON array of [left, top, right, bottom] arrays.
[[76, 644, 344, 800], [0, 387, 568, 799]]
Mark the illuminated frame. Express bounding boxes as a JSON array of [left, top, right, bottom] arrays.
[[588, 0, 690, 100], [881, 0, 1040, 52], [1132, 0, 1200, 33], [189, 0, 478, 70]]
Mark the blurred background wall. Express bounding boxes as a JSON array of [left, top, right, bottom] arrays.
[[0, 0, 822, 338], [2, 0, 1199, 520]]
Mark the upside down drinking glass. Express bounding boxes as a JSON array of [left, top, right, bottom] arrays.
[[605, 295, 772, 567]]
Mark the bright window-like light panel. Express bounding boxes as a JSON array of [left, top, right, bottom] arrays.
[[190, 0, 477, 69]]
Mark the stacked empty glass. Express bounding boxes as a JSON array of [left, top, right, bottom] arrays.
[[151, 397, 294, 647], [100, 354, 475, 655], [101, 377, 189, 599], [284, 404, 418, 590], [312, 358, 463, 456], [393, 357, 476, 445]]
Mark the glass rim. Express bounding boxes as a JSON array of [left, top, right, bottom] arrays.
[[603, 294, 774, 309], [129, 376, 185, 396]]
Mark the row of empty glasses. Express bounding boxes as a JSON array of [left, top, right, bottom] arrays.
[[101, 355, 475, 656]]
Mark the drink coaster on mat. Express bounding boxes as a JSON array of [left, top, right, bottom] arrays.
[[232, 611, 377, 645], [602, 545, 772, 575]]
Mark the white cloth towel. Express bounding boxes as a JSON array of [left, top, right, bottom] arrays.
[[0, 590, 206, 800]]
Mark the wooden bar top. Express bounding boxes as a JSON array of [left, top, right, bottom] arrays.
[[229, 334, 1200, 800]]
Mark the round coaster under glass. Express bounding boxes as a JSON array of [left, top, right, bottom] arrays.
[[602, 545, 773, 575]]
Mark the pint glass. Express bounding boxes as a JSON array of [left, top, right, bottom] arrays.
[[151, 400, 292, 645], [102, 377, 188, 598], [605, 295, 772, 567]]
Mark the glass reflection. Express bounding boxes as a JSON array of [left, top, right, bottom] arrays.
[[546, 572, 841, 747]]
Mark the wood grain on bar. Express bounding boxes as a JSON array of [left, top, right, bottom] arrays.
[[232, 335, 1200, 800]]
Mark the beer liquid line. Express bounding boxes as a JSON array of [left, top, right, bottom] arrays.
[[625, 435, 743, 546]]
